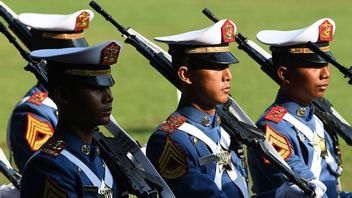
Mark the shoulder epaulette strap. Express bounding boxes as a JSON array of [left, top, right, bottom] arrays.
[[41, 138, 66, 157], [264, 106, 287, 123], [27, 91, 48, 106], [158, 114, 186, 134]]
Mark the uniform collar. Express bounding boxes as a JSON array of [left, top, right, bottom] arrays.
[[275, 90, 314, 121], [53, 131, 100, 160], [177, 104, 221, 128]]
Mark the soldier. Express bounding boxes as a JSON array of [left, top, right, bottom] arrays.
[[247, 18, 352, 197], [7, 9, 93, 172], [20, 40, 122, 198], [146, 20, 250, 197]]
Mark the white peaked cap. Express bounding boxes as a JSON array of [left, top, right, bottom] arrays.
[[18, 9, 94, 31], [30, 40, 122, 65], [155, 19, 237, 45], [257, 18, 335, 46]]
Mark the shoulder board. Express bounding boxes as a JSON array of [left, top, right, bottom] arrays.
[[264, 106, 287, 123], [158, 114, 186, 134], [28, 91, 48, 106], [264, 124, 291, 161], [41, 138, 66, 157]]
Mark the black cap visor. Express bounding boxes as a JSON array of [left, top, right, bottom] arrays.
[[189, 52, 239, 66]]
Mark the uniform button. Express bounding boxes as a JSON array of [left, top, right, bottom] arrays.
[[193, 137, 198, 144], [96, 147, 100, 156]]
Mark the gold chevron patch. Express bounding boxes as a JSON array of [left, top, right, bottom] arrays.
[[43, 177, 68, 198], [26, 113, 54, 151], [265, 124, 292, 160], [158, 136, 188, 179]]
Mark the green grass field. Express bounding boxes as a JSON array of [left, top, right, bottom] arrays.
[[1, 0, 352, 193]]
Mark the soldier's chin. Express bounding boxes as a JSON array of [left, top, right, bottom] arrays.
[[98, 116, 111, 125], [219, 95, 230, 104]]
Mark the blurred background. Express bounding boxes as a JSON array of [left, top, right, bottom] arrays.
[[0, 0, 351, 192]]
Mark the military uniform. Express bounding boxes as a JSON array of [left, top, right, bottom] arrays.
[[8, 83, 57, 172], [146, 19, 250, 197], [6, 9, 93, 172], [248, 91, 342, 197], [247, 18, 352, 198], [147, 105, 249, 197], [21, 132, 118, 198], [20, 40, 122, 198]]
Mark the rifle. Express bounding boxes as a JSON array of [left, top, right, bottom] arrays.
[[202, 9, 352, 149], [89, 1, 316, 196], [0, 1, 32, 50], [0, 149, 21, 189], [0, 17, 174, 198]]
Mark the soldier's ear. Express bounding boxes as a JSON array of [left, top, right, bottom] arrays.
[[51, 86, 70, 105], [277, 65, 290, 84], [178, 66, 192, 84]]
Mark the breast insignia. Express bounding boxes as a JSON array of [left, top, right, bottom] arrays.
[[158, 136, 188, 179], [158, 114, 186, 134], [264, 106, 287, 123]]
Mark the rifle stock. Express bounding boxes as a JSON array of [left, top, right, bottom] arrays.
[[90, 2, 315, 196]]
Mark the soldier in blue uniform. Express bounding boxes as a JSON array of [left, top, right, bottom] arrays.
[[146, 19, 250, 197], [247, 18, 352, 197], [20, 40, 122, 198], [7, 9, 94, 172]]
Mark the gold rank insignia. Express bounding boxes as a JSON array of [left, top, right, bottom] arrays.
[[319, 19, 333, 41], [221, 19, 235, 43], [158, 114, 186, 134], [264, 106, 287, 123], [265, 124, 292, 161], [74, 11, 90, 31], [25, 113, 54, 151], [101, 42, 121, 65], [158, 136, 188, 179], [28, 91, 48, 106], [43, 177, 68, 198]]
